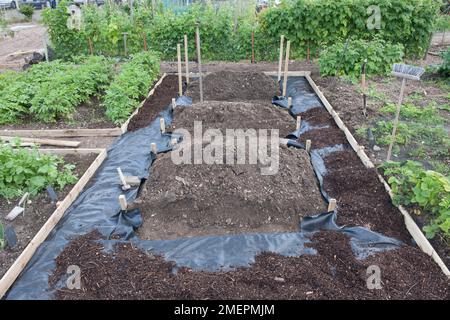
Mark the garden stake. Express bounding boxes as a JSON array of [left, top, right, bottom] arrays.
[[172, 98, 176, 110], [184, 34, 189, 84], [118, 195, 128, 211], [278, 35, 284, 82], [296, 116, 301, 131], [123, 32, 128, 56], [386, 63, 424, 161], [328, 199, 337, 212], [160, 118, 166, 134], [195, 25, 204, 102], [88, 38, 93, 55], [282, 41, 291, 97], [305, 139, 311, 152], [361, 59, 367, 117], [143, 33, 148, 51], [151, 143, 157, 154], [177, 43, 183, 97], [251, 31, 255, 63], [288, 97, 292, 108]]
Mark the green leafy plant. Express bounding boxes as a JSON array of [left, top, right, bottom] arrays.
[[379, 103, 446, 125], [104, 51, 160, 124], [19, 4, 34, 21], [0, 56, 114, 124], [0, 139, 78, 199], [382, 161, 450, 240], [318, 38, 404, 81], [439, 47, 450, 77]]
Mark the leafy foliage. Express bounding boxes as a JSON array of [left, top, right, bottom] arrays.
[[260, 0, 439, 59], [318, 38, 404, 80], [104, 51, 160, 124], [379, 103, 446, 125], [0, 56, 114, 124], [0, 140, 77, 199], [19, 4, 34, 21], [382, 161, 450, 240], [43, 0, 438, 61]]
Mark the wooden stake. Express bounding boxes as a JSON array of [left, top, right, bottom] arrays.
[[296, 116, 301, 131], [277, 35, 284, 82], [119, 195, 128, 211], [151, 142, 157, 154], [305, 139, 311, 152], [361, 59, 367, 89], [123, 32, 128, 56], [117, 167, 131, 190], [160, 118, 165, 134], [172, 98, 176, 110], [328, 199, 337, 212], [88, 38, 93, 55], [184, 34, 189, 84], [287, 97, 292, 108], [177, 43, 183, 97], [386, 78, 406, 161], [171, 138, 178, 146], [282, 41, 291, 97], [0, 136, 81, 147], [195, 26, 204, 102], [143, 32, 148, 51], [251, 31, 255, 63], [307, 44, 310, 61]]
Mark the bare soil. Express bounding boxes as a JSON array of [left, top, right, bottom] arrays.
[[49, 230, 450, 300], [186, 71, 279, 102], [127, 75, 183, 132], [0, 153, 98, 279], [171, 101, 295, 138], [0, 22, 45, 72], [137, 99, 326, 239]]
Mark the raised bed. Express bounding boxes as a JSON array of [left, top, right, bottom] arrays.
[[41, 71, 449, 300], [2, 70, 449, 300]]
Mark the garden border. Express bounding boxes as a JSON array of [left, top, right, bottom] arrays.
[[304, 75, 450, 278]]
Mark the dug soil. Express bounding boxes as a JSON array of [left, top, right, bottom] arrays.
[[0, 97, 116, 130], [127, 75, 184, 132], [0, 153, 98, 279], [136, 98, 326, 239], [186, 71, 278, 102], [297, 105, 410, 242], [49, 230, 449, 300]]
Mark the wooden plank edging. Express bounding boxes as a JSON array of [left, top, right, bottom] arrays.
[[0, 149, 108, 298], [0, 128, 122, 138], [305, 75, 450, 278]]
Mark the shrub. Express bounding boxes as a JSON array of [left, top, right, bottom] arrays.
[[318, 38, 404, 80], [19, 4, 34, 21], [0, 140, 78, 199], [104, 51, 160, 124]]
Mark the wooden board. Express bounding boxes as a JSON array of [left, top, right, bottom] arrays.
[[0, 136, 81, 147], [0, 149, 108, 298], [0, 128, 122, 138], [121, 73, 167, 133], [37, 148, 104, 155], [306, 75, 450, 278]]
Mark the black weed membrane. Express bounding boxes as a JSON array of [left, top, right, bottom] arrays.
[[5, 76, 402, 299]]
